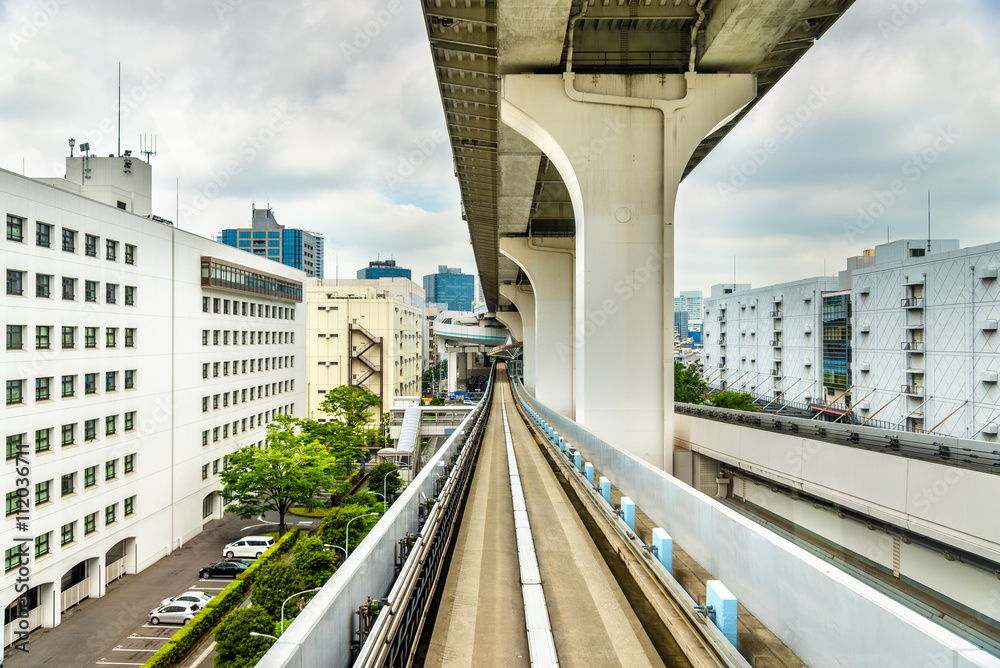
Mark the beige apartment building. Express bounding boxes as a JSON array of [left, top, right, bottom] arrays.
[[306, 279, 423, 418]]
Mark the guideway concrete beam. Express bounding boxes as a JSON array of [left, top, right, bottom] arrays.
[[500, 284, 536, 395], [502, 71, 755, 470], [501, 237, 574, 420]]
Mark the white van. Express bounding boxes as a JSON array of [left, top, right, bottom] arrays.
[[222, 535, 274, 559]]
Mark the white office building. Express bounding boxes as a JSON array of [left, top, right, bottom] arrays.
[[2, 155, 306, 642]]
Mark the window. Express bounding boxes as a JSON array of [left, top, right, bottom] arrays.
[[223, 331, 229, 345], [85, 280, 98, 302], [106, 459, 117, 480], [35, 428, 51, 453], [202, 430, 209, 446], [125, 285, 135, 305], [35, 480, 50, 505], [202, 363, 209, 379], [125, 328, 135, 347], [7, 269, 23, 295], [124, 496, 135, 516], [213, 330, 219, 345], [7, 214, 24, 241], [61, 423, 75, 447], [6, 492, 21, 517], [202, 330, 209, 345], [85, 373, 97, 394], [35, 376, 51, 401], [62, 277, 76, 300], [85, 419, 97, 441], [84, 512, 97, 534], [213, 394, 219, 409], [36, 222, 52, 247], [7, 379, 23, 405], [6, 434, 24, 460], [213, 362, 219, 378], [85, 234, 98, 257], [62, 228, 76, 252], [36, 325, 51, 349], [106, 283, 117, 304], [61, 522, 75, 546], [124, 453, 135, 473], [62, 326, 76, 349], [106, 415, 117, 436], [61, 473, 76, 496], [213, 298, 220, 313], [203, 493, 214, 518], [223, 299, 230, 314], [124, 411, 135, 431], [36, 273, 51, 298], [106, 328, 117, 348], [202, 397, 209, 412], [202, 296, 210, 312], [224, 361, 229, 376], [85, 327, 97, 348], [106, 371, 117, 392], [125, 243, 135, 264], [6, 324, 23, 350], [105, 504, 117, 526], [84, 466, 97, 487], [106, 239, 117, 261], [124, 369, 135, 389], [202, 464, 209, 480], [5, 547, 23, 572], [35, 532, 50, 558], [62, 374, 75, 397], [213, 427, 219, 442], [213, 459, 219, 474]]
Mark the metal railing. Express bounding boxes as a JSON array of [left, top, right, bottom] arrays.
[[901, 297, 925, 308]]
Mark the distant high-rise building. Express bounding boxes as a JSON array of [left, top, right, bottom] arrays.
[[674, 311, 690, 339], [220, 206, 324, 278], [357, 259, 411, 280], [423, 265, 475, 311], [674, 290, 704, 322]]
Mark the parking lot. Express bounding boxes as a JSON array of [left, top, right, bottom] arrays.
[[6, 513, 317, 668]]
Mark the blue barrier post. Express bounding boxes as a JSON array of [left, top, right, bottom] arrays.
[[573, 451, 582, 472], [599, 477, 611, 504], [584, 462, 594, 485], [620, 497, 635, 531], [706, 581, 738, 647], [651, 527, 673, 575]]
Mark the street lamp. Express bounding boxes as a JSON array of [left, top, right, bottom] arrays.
[[323, 543, 347, 559], [249, 631, 277, 641], [345, 512, 380, 556], [280, 587, 323, 633], [368, 491, 385, 513]]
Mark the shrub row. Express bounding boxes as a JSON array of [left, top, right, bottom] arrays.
[[142, 527, 301, 668]]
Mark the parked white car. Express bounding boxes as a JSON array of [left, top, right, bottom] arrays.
[[148, 601, 200, 625], [222, 535, 274, 559], [160, 591, 214, 608]]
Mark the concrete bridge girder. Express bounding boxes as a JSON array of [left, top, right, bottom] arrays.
[[500, 284, 536, 395], [501, 71, 756, 471]]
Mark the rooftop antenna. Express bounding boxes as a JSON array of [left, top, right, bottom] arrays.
[[140, 134, 156, 162], [117, 62, 121, 157]]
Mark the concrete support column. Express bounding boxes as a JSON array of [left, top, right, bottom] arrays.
[[501, 237, 574, 418], [500, 285, 537, 395], [502, 72, 754, 470], [447, 349, 458, 394]]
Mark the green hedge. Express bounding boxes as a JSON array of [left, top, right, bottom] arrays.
[[141, 528, 301, 668]]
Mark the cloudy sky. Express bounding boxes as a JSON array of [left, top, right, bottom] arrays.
[[1, 0, 998, 296]]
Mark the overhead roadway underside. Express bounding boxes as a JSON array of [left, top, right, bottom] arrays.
[[420, 0, 854, 311]]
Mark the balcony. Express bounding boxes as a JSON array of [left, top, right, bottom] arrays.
[[901, 384, 924, 396], [901, 297, 925, 309], [717, 315, 726, 321], [771, 369, 782, 377], [769, 310, 782, 318], [770, 339, 781, 347], [901, 341, 924, 352], [904, 320, 924, 330]]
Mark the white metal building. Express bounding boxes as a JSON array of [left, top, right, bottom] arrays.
[[2, 157, 306, 642]]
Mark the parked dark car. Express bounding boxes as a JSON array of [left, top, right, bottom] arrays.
[[199, 560, 249, 579]]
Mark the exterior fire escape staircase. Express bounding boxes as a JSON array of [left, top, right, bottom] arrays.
[[350, 322, 384, 401]]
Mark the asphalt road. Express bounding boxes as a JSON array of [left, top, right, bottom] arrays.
[[5, 512, 319, 668]]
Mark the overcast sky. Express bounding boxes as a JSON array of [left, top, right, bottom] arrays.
[[1, 0, 997, 296]]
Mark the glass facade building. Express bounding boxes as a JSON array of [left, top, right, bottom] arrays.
[[423, 266, 475, 311], [822, 294, 851, 391], [357, 260, 411, 280], [220, 207, 324, 278]]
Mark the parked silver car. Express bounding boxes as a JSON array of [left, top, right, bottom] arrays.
[[159, 591, 214, 608], [148, 601, 200, 625]]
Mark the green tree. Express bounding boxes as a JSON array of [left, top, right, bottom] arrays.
[[290, 536, 337, 589], [707, 390, 760, 412], [249, 561, 304, 619], [317, 502, 381, 551], [214, 606, 275, 668], [220, 416, 340, 534], [319, 385, 382, 432], [367, 462, 404, 502], [674, 361, 707, 404], [428, 397, 444, 406]]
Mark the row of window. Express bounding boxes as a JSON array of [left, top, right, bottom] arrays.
[[202, 457, 227, 480], [202, 296, 294, 320], [6, 372, 136, 405], [201, 404, 294, 445], [6, 325, 137, 351], [6, 271, 137, 304], [3, 495, 137, 569], [6, 215, 137, 264], [201, 356, 294, 379], [201, 381, 294, 412], [5, 455, 136, 518], [201, 329, 294, 346], [5, 414, 138, 458]]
